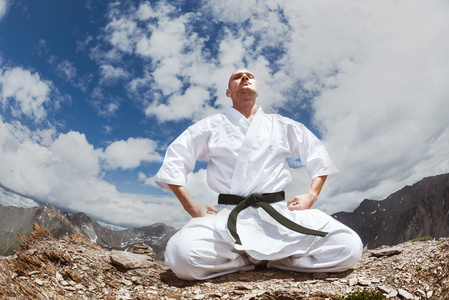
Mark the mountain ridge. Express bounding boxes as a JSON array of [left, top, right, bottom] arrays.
[[0, 202, 176, 260], [332, 173, 449, 248], [1, 172, 449, 259]]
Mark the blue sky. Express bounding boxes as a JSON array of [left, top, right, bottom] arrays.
[[1, 0, 449, 229]]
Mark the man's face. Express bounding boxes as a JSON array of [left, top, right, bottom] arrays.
[[226, 70, 259, 99]]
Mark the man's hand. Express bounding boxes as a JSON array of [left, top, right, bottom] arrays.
[[287, 175, 328, 211], [168, 184, 218, 218], [185, 201, 218, 218], [287, 193, 316, 211]]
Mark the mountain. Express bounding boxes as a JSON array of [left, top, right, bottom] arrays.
[[332, 173, 449, 249], [0, 203, 176, 260], [2, 173, 449, 259]]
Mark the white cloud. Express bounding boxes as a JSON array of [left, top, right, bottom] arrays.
[[136, 2, 157, 21], [145, 86, 211, 121], [139, 0, 449, 216], [97, 2, 223, 118], [270, 0, 449, 212], [3, 0, 446, 230], [0, 0, 9, 20], [103, 137, 162, 170], [0, 117, 182, 228], [149, 57, 183, 96], [56, 60, 77, 81], [105, 17, 139, 54], [99, 64, 128, 84], [0, 185, 39, 208], [49, 131, 102, 178], [201, 0, 262, 24], [0, 67, 52, 122]]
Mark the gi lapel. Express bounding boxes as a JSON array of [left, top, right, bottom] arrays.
[[230, 108, 265, 195]]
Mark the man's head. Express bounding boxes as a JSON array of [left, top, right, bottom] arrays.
[[226, 69, 259, 101]]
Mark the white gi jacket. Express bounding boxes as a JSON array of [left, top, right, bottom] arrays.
[[155, 107, 339, 257]]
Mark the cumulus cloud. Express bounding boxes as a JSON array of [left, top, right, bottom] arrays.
[[0, 117, 183, 228], [90, 0, 449, 217], [104, 15, 140, 54], [145, 86, 211, 121], [0, 67, 52, 122], [95, 1, 228, 122], [184, 0, 449, 214], [99, 64, 129, 84], [103, 137, 162, 170], [0, 61, 175, 227], [303, 0, 449, 210], [56, 60, 77, 82], [2, 0, 449, 229], [49, 131, 102, 178]]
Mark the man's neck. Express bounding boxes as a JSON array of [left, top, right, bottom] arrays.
[[232, 99, 259, 122]]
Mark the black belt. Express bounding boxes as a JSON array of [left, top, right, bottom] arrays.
[[218, 191, 328, 245]]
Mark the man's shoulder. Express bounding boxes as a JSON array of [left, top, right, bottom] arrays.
[[199, 112, 227, 123], [188, 112, 227, 129], [264, 112, 302, 126]]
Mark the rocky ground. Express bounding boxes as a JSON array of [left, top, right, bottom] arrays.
[[0, 223, 448, 300]]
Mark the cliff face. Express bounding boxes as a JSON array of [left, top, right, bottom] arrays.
[[0, 204, 176, 260], [332, 173, 449, 249]]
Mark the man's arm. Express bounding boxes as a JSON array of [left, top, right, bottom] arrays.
[[168, 184, 218, 217], [287, 175, 327, 211]]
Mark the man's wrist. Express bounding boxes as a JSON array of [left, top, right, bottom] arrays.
[[307, 190, 319, 203]]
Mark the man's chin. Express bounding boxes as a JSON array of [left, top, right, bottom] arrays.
[[239, 88, 258, 96]]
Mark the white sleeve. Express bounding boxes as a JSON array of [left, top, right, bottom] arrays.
[[288, 121, 339, 180], [154, 123, 209, 190]]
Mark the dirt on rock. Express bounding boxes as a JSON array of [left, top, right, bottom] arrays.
[[0, 223, 448, 299]]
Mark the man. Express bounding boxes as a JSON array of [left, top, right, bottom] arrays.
[[155, 69, 363, 280]]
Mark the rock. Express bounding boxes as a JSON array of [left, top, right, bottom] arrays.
[[387, 289, 398, 298], [235, 284, 253, 290], [358, 279, 371, 286], [378, 284, 393, 294], [371, 247, 403, 257], [398, 288, 416, 300], [129, 241, 157, 260], [34, 278, 46, 285], [348, 278, 358, 286], [28, 270, 41, 276], [111, 250, 154, 261], [121, 279, 133, 286], [110, 251, 156, 269], [371, 278, 381, 283]]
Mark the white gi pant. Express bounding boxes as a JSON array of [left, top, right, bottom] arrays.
[[165, 208, 363, 280]]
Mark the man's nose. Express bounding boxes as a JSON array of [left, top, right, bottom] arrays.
[[241, 74, 249, 81]]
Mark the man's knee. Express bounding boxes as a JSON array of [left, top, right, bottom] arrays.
[[165, 232, 203, 280], [339, 230, 363, 269]]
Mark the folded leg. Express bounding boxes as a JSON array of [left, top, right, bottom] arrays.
[[165, 215, 254, 280], [267, 226, 363, 273]]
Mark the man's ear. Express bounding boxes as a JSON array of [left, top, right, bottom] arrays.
[[226, 88, 231, 97]]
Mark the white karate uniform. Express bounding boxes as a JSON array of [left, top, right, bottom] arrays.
[[155, 107, 363, 280]]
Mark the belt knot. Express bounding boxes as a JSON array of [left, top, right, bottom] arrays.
[[245, 193, 262, 207]]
